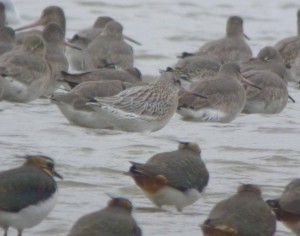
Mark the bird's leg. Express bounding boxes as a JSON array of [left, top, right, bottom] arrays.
[[17, 229, 22, 236], [3, 228, 8, 236]]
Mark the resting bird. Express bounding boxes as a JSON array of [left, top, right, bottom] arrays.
[[202, 184, 276, 236], [126, 142, 209, 211], [267, 178, 300, 236], [0, 155, 62, 236], [67, 197, 142, 236]]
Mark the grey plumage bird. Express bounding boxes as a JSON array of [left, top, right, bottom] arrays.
[[177, 63, 261, 122], [241, 46, 289, 84], [267, 178, 300, 236], [0, 34, 52, 103], [194, 16, 252, 64], [242, 70, 289, 114], [126, 142, 209, 211], [14, 6, 66, 44], [60, 67, 142, 89], [80, 20, 134, 70], [69, 16, 140, 50], [274, 9, 300, 68], [67, 197, 142, 236], [69, 16, 114, 49], [170, 56, 221, 84], [0, 155, 62, 236], [202, 184, 276, 236], [41, 23, 69, 96], [67, 16, 140, 70], [87, 71, 206, 132], [51, 80, 133, 129]]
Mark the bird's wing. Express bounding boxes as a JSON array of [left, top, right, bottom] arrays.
[[0, 167, 56, 212], [179, 80, 219, 110], [141, 151, 209, 192], [206, 194, 276, 235], [274, 36, 300, 64], [91, 85, 165, 117], [0, 52, 48, 85]]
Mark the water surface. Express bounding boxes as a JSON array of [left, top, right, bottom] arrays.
[[1, 0, 300, 235]]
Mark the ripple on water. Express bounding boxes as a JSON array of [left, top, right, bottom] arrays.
[[2, 0, 300, 236], [60, 180, 99, 188]]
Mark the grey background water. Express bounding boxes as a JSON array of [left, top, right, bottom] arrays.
[[1, 0, 300, 235]]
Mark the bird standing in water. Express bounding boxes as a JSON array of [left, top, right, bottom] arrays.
[[126, 142, 209, 211], [0, 155, 62, 236], [87, 71, 207, 132]]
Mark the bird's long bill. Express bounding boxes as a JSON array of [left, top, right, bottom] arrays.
[[180, 86, 207, 99], [64, 39, 82, 50], [124, 35, 142, 46], [53, 170, 63, 179], [243, 33, 250, 40], [241, 77, 262, 90], [288, 94, 296, 103], [14, 18, 43, 31]]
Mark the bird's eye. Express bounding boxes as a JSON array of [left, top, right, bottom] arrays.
[[47, 162, 54, 170], [175, 79, 181, 86]]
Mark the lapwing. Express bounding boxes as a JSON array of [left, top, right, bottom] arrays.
[[267, 178, 300, 235], [202, 184, 276, 236], [126, 142, 209, 211], [0, 155, 62, 236], [67, 197, 142, 236]]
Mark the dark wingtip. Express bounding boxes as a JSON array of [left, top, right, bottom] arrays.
[[177, 52, 195, 59], [166, 67, 174, 72], [61, 70, 70, 76], [266, 199, 280, 209], [177, 140, 190, 145], [49, 94, 57, 102], [200, 219, 213, 228]]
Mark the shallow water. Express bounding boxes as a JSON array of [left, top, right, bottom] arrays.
[[1, 0, 300, 235]]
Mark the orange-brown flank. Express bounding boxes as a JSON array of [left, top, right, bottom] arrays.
[[273, 207, 300, 223], [132, 174, 168, 194]]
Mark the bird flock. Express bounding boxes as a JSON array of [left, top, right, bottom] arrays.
[[0, 1, 300, 236]]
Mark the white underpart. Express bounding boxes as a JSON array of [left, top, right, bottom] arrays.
[[143, 186, 201, 211], [0, 77, 29, 102], [56, 103, 113, 129], [0, 76, 46, 103], [90, 104, 173, 132], [177, 107, 231, 122], [244, 98, 287, 114], [284, 221, 300, 236], [0, 191, 58, 231]]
